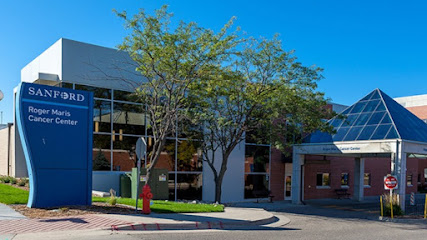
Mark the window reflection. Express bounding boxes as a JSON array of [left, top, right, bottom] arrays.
[[176, 174, 202, 200], [147, 139, 175, 171], [177, 141, 202, 171], [93, 100, 111, 133], [93, 134, 111, 171], [244, 174, 269, 199], [75, 84, 111, 99], [245, 145, 269, 173], [113, 102, 146, 135], [113, 135, 139, 171]]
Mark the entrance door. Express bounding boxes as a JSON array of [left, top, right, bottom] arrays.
[[285, 174, 292, 200]]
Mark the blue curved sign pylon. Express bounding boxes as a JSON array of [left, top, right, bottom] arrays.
[[16, 82, 93, 208]]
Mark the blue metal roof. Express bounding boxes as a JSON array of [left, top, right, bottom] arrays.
[[304, 89, 427, 143]]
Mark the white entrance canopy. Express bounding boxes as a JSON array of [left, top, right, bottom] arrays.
[[292, 89, 427, 211], [292, 139, 427, 211]]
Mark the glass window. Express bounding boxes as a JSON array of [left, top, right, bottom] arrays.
[[341, 173, 349, 186], [364, 173, 371, 186], [381, 114, 392, 124], [176, 173, 202, 200], [177, 140, 202, 172], [362, 100, 379, 113], [333, 127, 349, 141], [113, 102, 146, 135], [244, 174, 269, 199], [61, 82, 73, 89], [357, 125, 376, 140], [316, 173, 330, 187], [370, 124, 392, 140], [93, 134, 111, 171], [245, 145, 270, 173], [114, 89, 140, 102], [407, 174, 413, 186], [178, 118, 202, 139], [168, 173, 175, 201], [147, 139, 176, 172], [353, 113, 372, 126], [370, 91, 380, 100], [341, 114, 358, 127], [75, 84, 111, 99], [343, 126, 362, 141], [386, 127, 398, 139], [375, 102, 386, 111], [112, 135, 139, 171], [93, 100, 111, 133], [329, 118, 343, 128], [367, 111, 385, 125], [350, 101, 367, 114]]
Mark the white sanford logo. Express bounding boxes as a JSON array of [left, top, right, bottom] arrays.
[[28, 87, 85, 102]]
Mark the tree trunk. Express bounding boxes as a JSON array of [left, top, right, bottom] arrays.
[[214, 175, 224, 203]]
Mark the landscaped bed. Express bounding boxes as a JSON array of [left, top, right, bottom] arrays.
[[0, 183, 224, 218]]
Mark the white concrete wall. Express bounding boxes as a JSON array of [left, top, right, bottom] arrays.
[[21, 38, 144, 92], [93, 171, 129, 196], [0, 127, 9, 176], [13, 125, 27, 178], [394, 94, 427, 108], [21, 39, 62, 83], [202, 142, 245, 203], [61, 39, 143, 92]]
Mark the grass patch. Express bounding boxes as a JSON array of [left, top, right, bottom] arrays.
[[0, 184, 29, 204], [0, 183, 224, 213], [92, 197, 224, 213]]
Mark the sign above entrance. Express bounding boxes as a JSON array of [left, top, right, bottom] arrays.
[[384, 175, 398, 190], [16, 83, 93, 208]]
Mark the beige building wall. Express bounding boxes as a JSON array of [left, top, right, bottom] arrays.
[[0, 126, 9, 176]]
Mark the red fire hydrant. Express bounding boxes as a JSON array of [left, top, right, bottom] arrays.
[[139, 185, 153, 214]]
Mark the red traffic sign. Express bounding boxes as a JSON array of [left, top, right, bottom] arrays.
[[384, 176, 398, 189]]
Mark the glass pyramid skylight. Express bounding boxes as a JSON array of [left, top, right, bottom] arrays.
[[305, 89, 427, 143]]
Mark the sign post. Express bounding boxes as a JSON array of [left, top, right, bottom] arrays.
[[384, 175, 398, 219], [135, 137, 146, 213]]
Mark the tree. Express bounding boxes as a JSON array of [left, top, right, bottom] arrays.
[[115, 6, 240, 186], [189, 36, 334, 203], [93, 150, 111, 170]]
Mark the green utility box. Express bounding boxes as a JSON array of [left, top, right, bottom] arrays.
[[131, 168, 169, 200], [120, 173, 131, 198]]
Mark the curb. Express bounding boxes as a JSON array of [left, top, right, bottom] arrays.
[[108, 215, 282, 232], [378, 216, 427, 224]]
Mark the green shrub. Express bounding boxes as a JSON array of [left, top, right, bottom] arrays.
[[109, 189, 117, 206], [0, 176, 6, 183], [383, 204, 403, 216], [17, 179, 26, 186], [382, 193, 404, 216], [3, 177, 10, 183], [10, 177, 17, 185]]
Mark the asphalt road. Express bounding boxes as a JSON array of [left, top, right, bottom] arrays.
[[35, 204, 427, 240]]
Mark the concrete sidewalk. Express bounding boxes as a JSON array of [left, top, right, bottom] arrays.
[[0, 205, 290, 239], [0, 203, 26, 221]]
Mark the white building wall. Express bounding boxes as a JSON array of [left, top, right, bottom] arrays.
[[0, 127, 9, 176], [21, 39, 62, 83], [202, 141, 245, 203], [61, 39, 143, 91]]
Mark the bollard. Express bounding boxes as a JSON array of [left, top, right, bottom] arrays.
[[424, 194, 427, 219], [390, 193, 394, 219], [380, 196, 383, 217]]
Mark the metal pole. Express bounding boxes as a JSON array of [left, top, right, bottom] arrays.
[[136, 146, 142, 213]]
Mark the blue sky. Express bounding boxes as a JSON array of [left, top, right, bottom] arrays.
[[1, 0, 427, 123]]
